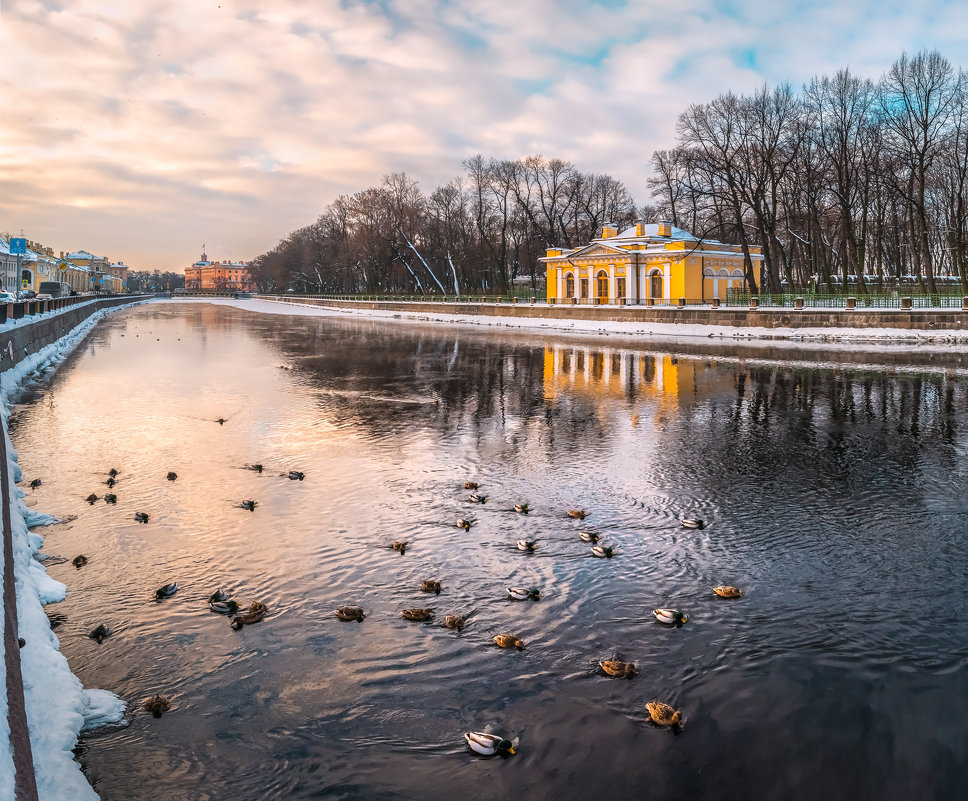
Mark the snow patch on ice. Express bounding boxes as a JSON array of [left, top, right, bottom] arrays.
[[80, 690, 126, 732]]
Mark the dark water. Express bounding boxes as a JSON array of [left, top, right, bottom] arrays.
[[9, 301, 968, 801]]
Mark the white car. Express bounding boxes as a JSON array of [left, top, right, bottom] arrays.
[[0, 291, 17, 303]]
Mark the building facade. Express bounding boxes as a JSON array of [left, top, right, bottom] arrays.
[[184, 249, 254, 292], [542, 221, 763, 304]]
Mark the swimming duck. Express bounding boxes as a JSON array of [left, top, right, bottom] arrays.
[[105, 477, 117, 488], [167, 472, 177, 481], [108, 468, 119, 478], [210, 600, 240, 614], [469, 493, 487, 504], [514, 503, 529, 514], [72, 555, 88, 568], [89, 624, 110, 643], [646, 700, 683, 729], [420, 579, 442, 594], [506, 587, 540, 601], [401, 608, 435, 621], [209, 589, 228, 603], [599, 659, 637, 678], [143, 695, 172, 718], [216, 418, 227, 425], [463, 481, 479, 490], [134, 511, 149, 523], [681, 518, 704, 529], [230, 601, 268, 629], [579, 530, 599, 542], [591, 545, 615, 558], [713, 585, 743, 598], [517, 540, 537, 552], [444, 615, 466, 631], [288, 471, 305, 481], [464, 731, 515, 756], [29, 478, 42, 489], [493, 633, 525, 650], [155, 582, 178, 599], [653, 608, 688, 625], [246, 463, 264, 473], [567, 509, 587, 520], [240, 500, 257, 511], [85, 493, 99, 504], [457, 518, 471, 531], [335, 605, 367, 622], [391, 541, 408, 554], [104, 493, 117, 504]]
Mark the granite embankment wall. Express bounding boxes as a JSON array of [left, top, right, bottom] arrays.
[[262, 297, 968, 332]]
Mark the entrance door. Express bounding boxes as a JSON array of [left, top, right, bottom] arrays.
[[596, 271, 609, 301], [616, 277, 626, 299], [650, 272, 662, 301], [580, 278, 589, 300]]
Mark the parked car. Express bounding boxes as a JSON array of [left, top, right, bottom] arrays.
[[233, 291, 252, 299], [21, 289, 36, 299], [0, 291, 17, 303], [35, 293, 53, 301]]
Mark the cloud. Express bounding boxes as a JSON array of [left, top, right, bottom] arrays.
[[0, 0, 964, 270]]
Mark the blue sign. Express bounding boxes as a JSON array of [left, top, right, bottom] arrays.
[[9, 238, 27, 255]]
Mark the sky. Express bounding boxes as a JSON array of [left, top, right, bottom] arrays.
[[1, 0, 965, 273]]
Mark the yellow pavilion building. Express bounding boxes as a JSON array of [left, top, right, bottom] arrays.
[[542, 221, 763, 304]]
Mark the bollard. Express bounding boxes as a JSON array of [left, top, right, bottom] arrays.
[[646, 297, 654, 307], [677, 297, 685, 308], [530, 297, 535, 305], [549, 297, 556, 305], [962, 296, 968, 311], [794, 297, 804, 310], [750, 297, 759, 309], [901, 297, 912, 310], [512, 297, 518, 304], [845, 297, 856, 310], [711, 298, 721, 309]]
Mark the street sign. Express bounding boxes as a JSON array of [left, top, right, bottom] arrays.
[[21, 279, 28, 288], [58, 261, 69, 271], [9, 238, 26, 255]]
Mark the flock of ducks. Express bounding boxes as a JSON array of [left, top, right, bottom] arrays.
[[331, 480, 745, 754]]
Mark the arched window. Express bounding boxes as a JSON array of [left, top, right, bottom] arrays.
[[564, 272, 574, 298], [596, 270, 609, 299], [649, 271, 663, 299]]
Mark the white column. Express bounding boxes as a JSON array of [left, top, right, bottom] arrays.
[[628, 259, 637, 300], [608, 264, 616, 300], [663, 263, 671, 302], [557, 268, 563, 300]]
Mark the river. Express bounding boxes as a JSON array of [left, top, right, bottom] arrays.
[[8, 300, 968, 800]]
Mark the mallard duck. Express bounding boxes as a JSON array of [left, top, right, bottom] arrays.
[[134, 511, 149, 523], [599, 659, 637, 678], [420, 579, 442, 594], [108, 468, 119, 478], [401, 608, 435, 621], [209, 589, 227, 603], [579, 530, 599, 542], [72, 555, 88, 568], [463, 481, 479, 490], [335, 605, 366, 622], [288, 471, 305, 481], [506, 587, 540, 601], [85, 493, 98, 504], [210, 600, 240, 614], [646, 700, 683, 729], [653, 608, 688, 625], [493, 633, 525, 650], [104, 493, 117, 504], [240, 500, 256, 511], [444, 614, 466, 630], [713, 585, 743, 598], [246, 463, 264, 473], [89, 624, 110, 643], [681, 518, 704, 529], [567, 509, 586, 520], [391, 541, 408, 554], [143, 695, 172, 718], [517, 540, 536, 552], [154, 582, 178, 599], [230, 601, 268, 629], [469, 493, 487, 504], [29, 478, 42, 489], [457, 518, 471, 531], [514, 503, 529, 514], [464, 731, 515, 756], [106, 477, 117, 488], [591, 545, 614, 558], [167, 471, 178, 481]]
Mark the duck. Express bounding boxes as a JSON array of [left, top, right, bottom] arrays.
[[167, 472, 178, 481], [579, 530, 599, 543], [209, 589, 228, 603], [469, 493, 487, 504], [653, 608, 688, 625], [599, 659, 637, 678], [29, 478, 42, 489], [155, 582, 178, 599], [493, 633, 525, 650], [444, 614, 466, 631], [420, 579, 442, 594], [215, 418, 227, 425], [240, 500, 257, 511], [567, 509, 587, 520], [134, 511, 149, 523], [108, 468, 119, 478], [681, 518, 704, 529], [104, 493, 117, 504], [514, 503, 529, 514], [401, 608, 435, 621], [517, 540, 537, 552], [85, 493, 99, 504], [646, 700, 683, 729], [89, 624, 110, 643], [143, 695, 172, 718], [72, 555, 88, 568], [391, 541, 408, 554], [210, 600, 240, 614], [288, 471, 305, 481], [457, 518, 471, 531], [464, 731, 515, 756], [713, 585, 743, 598], [335, 605, 367, 622], [246, 463, 264, 473], [506, 587, 540, 601], [591, 545, 615, 558], [463, 481, 479, 490], [230, 601, 268, 629], [105, 477, 117, 488]]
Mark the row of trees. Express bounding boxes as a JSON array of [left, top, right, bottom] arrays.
[[251, 49, 966, 295]]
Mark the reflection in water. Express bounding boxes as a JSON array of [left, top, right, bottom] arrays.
[[8, 303, 968, 801]]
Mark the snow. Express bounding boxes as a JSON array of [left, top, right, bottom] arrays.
[[1, 304, 133, 800]]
